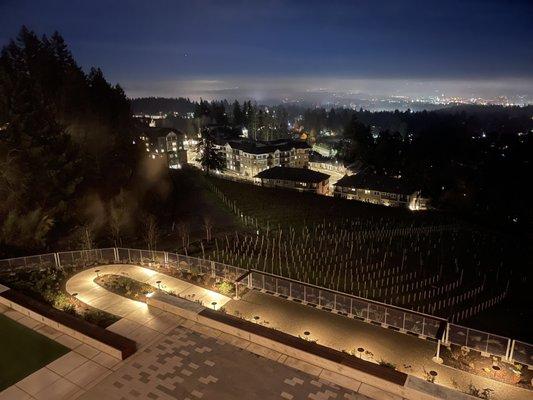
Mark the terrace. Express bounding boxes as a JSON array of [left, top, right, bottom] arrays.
[[0, 248, 531, 400]]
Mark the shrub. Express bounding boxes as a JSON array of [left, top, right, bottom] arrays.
[[217, 281, 234, 296], [379, 360, 396, 369], [52, 292, 75, 313], [83, 309, 117, 327], [467, 384, 494, 400]]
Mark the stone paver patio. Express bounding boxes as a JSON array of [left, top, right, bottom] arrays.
[[79, 323, 373, 400], [2, 264, 532, 400]]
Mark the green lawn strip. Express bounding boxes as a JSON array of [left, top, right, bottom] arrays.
[[0, 314, 69, 391]]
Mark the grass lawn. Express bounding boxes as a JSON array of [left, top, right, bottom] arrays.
[[0, 314, 69, 391]]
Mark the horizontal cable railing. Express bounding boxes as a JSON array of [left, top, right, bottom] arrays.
[[0, 247, 530, 366]]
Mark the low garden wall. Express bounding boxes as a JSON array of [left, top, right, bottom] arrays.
[[0, 288, 136, 360]]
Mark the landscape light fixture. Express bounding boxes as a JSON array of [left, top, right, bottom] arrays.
[[95, 269, 100, 277], [357, 347, 364, 358]]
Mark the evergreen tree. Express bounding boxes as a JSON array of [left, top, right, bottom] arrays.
[[196, 139, 225, 172]]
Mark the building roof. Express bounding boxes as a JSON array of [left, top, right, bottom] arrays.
[[226, 139, 310, 154], [255, 167, 330, 183], [144, 127, 183, 141], [334, 173, 419, 195]]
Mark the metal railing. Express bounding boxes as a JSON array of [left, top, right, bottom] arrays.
[[446, 324, 511, 360], [0, 247, 531, 367], [243, 269, 446, 339]]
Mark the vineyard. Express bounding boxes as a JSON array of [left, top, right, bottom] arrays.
[[203, 176, 525, 324]]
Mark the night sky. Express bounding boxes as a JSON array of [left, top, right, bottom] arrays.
[[1, 0, 532, 101]]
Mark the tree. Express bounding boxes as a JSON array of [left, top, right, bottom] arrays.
[[232, 100, 244, 126], [79, 225, 94, 250], [108, 191, 128, 247], [196, 138, 225, 172], [177, 222, 190, 255], [0, 26, 138, 255], [203, 215, 214, 241], [143, 214, 158, 252]]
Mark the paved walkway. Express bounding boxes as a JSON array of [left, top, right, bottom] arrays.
[[224, 291, 533, 400], [65, 264, 232, 317], [5, 264, 531, 400], [79, 321, 372, 400], [1, 270, 378, 400]]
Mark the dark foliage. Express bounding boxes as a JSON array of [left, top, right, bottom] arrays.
[[0, 27, 139, 256], [304, 106, 533, 228]]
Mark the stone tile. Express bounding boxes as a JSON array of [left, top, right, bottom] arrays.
[[0, 385, 32, 400], [33, 377, 80, 400], [92, 352, 121, 369], [216, 332, 250, 349], [318, 370, 362, 392], [16, 367, 61, 396], [54, 334, 83, 349], [65, 360, 109, 387], [35, 325, 63, 340], [16, 315, 42, 330], [70, 389, 87, 399], [127, 325, 161, 346], [283, 356, 323, 377], [73, 343, 100, 359], [47, 351, 88, 376], [106, 318, 143, 336], [124, 306, 162, 325], [4, 309, 25, 321], [144, 312, 182, 333], [357, 384, 402, 400], [247, 343, 283, 361]]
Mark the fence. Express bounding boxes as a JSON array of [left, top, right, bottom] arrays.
[[446, 324, 511, 360], [115, 247, 248, 283], [243, 269, 445, 339], [0, 248, 531, 366]]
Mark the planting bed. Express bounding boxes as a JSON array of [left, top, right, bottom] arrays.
[[0, 264, 119, 328], [442, 344, 532, 390]]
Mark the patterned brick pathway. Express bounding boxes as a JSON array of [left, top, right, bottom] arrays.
[[79, 324, 372, 400]]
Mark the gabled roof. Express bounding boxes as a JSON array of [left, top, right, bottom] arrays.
[[226, 139, 310, 154], [255, 167, 330, 183], [334, 173, 419, 195]]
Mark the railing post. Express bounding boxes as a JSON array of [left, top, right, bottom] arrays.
[[210, 261, 215, 278], [504, 338, 511, 361], [54, 253, 61, 268], [114, 248, 119, 262], [509, 340, 516, 363], [164, 251, 168, 266]]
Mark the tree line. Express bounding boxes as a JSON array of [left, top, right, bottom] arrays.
[[0, 27, 142, 256]]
